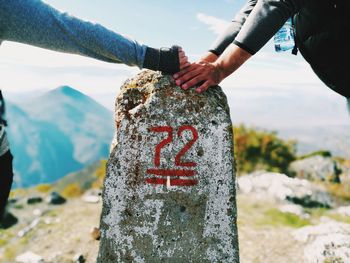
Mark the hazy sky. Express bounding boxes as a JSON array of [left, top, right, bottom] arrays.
[[0, 0, 348, 128]]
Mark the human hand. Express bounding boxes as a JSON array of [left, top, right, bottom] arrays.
[[178, 47, 190, 70], [173, 61, 222, 93]]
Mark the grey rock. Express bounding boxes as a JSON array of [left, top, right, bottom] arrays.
[[289, 155, 341, 183], [335, 206, 350, 217], [46, 192, 66, 205], [293, 221, 350, 262], [27, 196, 43, 205], [82, 189, 101, 203], [0, 210, 18, 229], [18, 218, 40, 237], [238, 171, 332, 208], [81, 195, 99, 203], [15, 251, 44, 263], [73, 253, 86, 263], [278, 204, 306, 217], [97, 71, 238, 262]]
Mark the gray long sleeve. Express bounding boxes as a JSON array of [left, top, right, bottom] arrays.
[[210, 0, 257, 56], [210, 0, 305, 55], [0, 0, 147, 68]]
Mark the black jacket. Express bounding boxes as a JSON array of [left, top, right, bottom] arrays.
[[0, 90, 6, 126], [210, 0, 349, 98], [294, 0, 350, 98]]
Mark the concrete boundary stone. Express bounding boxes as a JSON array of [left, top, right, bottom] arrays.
[[97, 71, 239, 263]]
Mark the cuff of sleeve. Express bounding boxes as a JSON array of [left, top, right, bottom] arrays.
[[208, 49, 221, 57], [143, 47, 160, 71], [233, 40, 256, 55]]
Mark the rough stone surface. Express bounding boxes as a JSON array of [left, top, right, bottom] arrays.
[[335, 206, 350, 217], [238, 171, 332, 208], [293, 221, 350, 262], [97, 71, 239, 263], [288, 155, 341, 183]]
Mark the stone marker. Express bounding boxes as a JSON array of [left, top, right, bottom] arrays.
[[97, 71, 239, 263]]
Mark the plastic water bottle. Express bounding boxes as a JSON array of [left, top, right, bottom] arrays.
[[274, 18, 295, 52]]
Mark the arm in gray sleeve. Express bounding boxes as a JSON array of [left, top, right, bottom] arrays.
[[234, 0, 305, 54], [0, 0, 147, 68], [209, 0, 257, 56]]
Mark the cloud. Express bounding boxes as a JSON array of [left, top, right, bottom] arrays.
[[196, 13, 230, 35], [0, 42, 139, 109]]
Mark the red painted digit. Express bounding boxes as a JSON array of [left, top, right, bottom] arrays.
[[175, 125, 198, 167], [146, 168, 196, 177], [149, 126, 173, 167]]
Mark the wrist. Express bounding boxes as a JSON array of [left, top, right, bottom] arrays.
[[213, 61, 229, 83], [199, 52, 218, 63]]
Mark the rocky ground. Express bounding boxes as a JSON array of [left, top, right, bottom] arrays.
[[0, 198, 101, 263], [1, 172, 350, 263]]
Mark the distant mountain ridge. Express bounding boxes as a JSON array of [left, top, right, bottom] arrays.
[[5, 85, 350, 188], [6, 86, 114, 188]]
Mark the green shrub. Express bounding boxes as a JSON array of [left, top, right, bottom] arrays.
[[92, 160, 107, 189], [61, 183, 82, 198], [298, 150, 332, 160], [233, 124, 296, 175], [36, 183, 52, 193]]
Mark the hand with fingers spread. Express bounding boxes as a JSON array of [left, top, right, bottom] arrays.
[[173, 61, 223, 93], [173, 44, 252, 93]]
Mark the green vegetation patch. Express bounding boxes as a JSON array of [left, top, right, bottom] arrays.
[[298, 150, 332, 160], [61, 183, 83, 198], [35, 183, 52, 193], [233, 124, 296, 175], [259, 208, 311, 228], [326, 213, 350, 224]]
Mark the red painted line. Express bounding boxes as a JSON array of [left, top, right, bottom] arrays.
[[145, 178, 167, 185], [171, 179, 198, 186], [145, 178, 198, 186], [146, 168, 196, 177]]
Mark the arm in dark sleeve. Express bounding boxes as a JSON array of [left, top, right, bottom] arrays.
[[234, 0, 305, 54], [209, 0, 257, 56]]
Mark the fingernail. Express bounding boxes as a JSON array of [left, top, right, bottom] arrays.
[[195, 88, 201, 93], [173, 74, 178, 78], [176, 80, 181, 85], [182, 84, 188, 89]]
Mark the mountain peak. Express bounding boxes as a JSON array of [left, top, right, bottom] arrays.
[[54, 86, 85, 98]]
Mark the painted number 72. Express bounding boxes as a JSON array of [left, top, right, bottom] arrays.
[[150, 125, 198, 167]]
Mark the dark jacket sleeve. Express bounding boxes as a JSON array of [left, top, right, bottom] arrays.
[[210, 0, 305, 56], [209, 0, 257, 56]]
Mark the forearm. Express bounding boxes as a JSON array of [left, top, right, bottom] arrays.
[[234, 0, 304, 54], [0, 0, 146, 68], [209, 0, 257, 56], [213, 44, 252, 82]]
